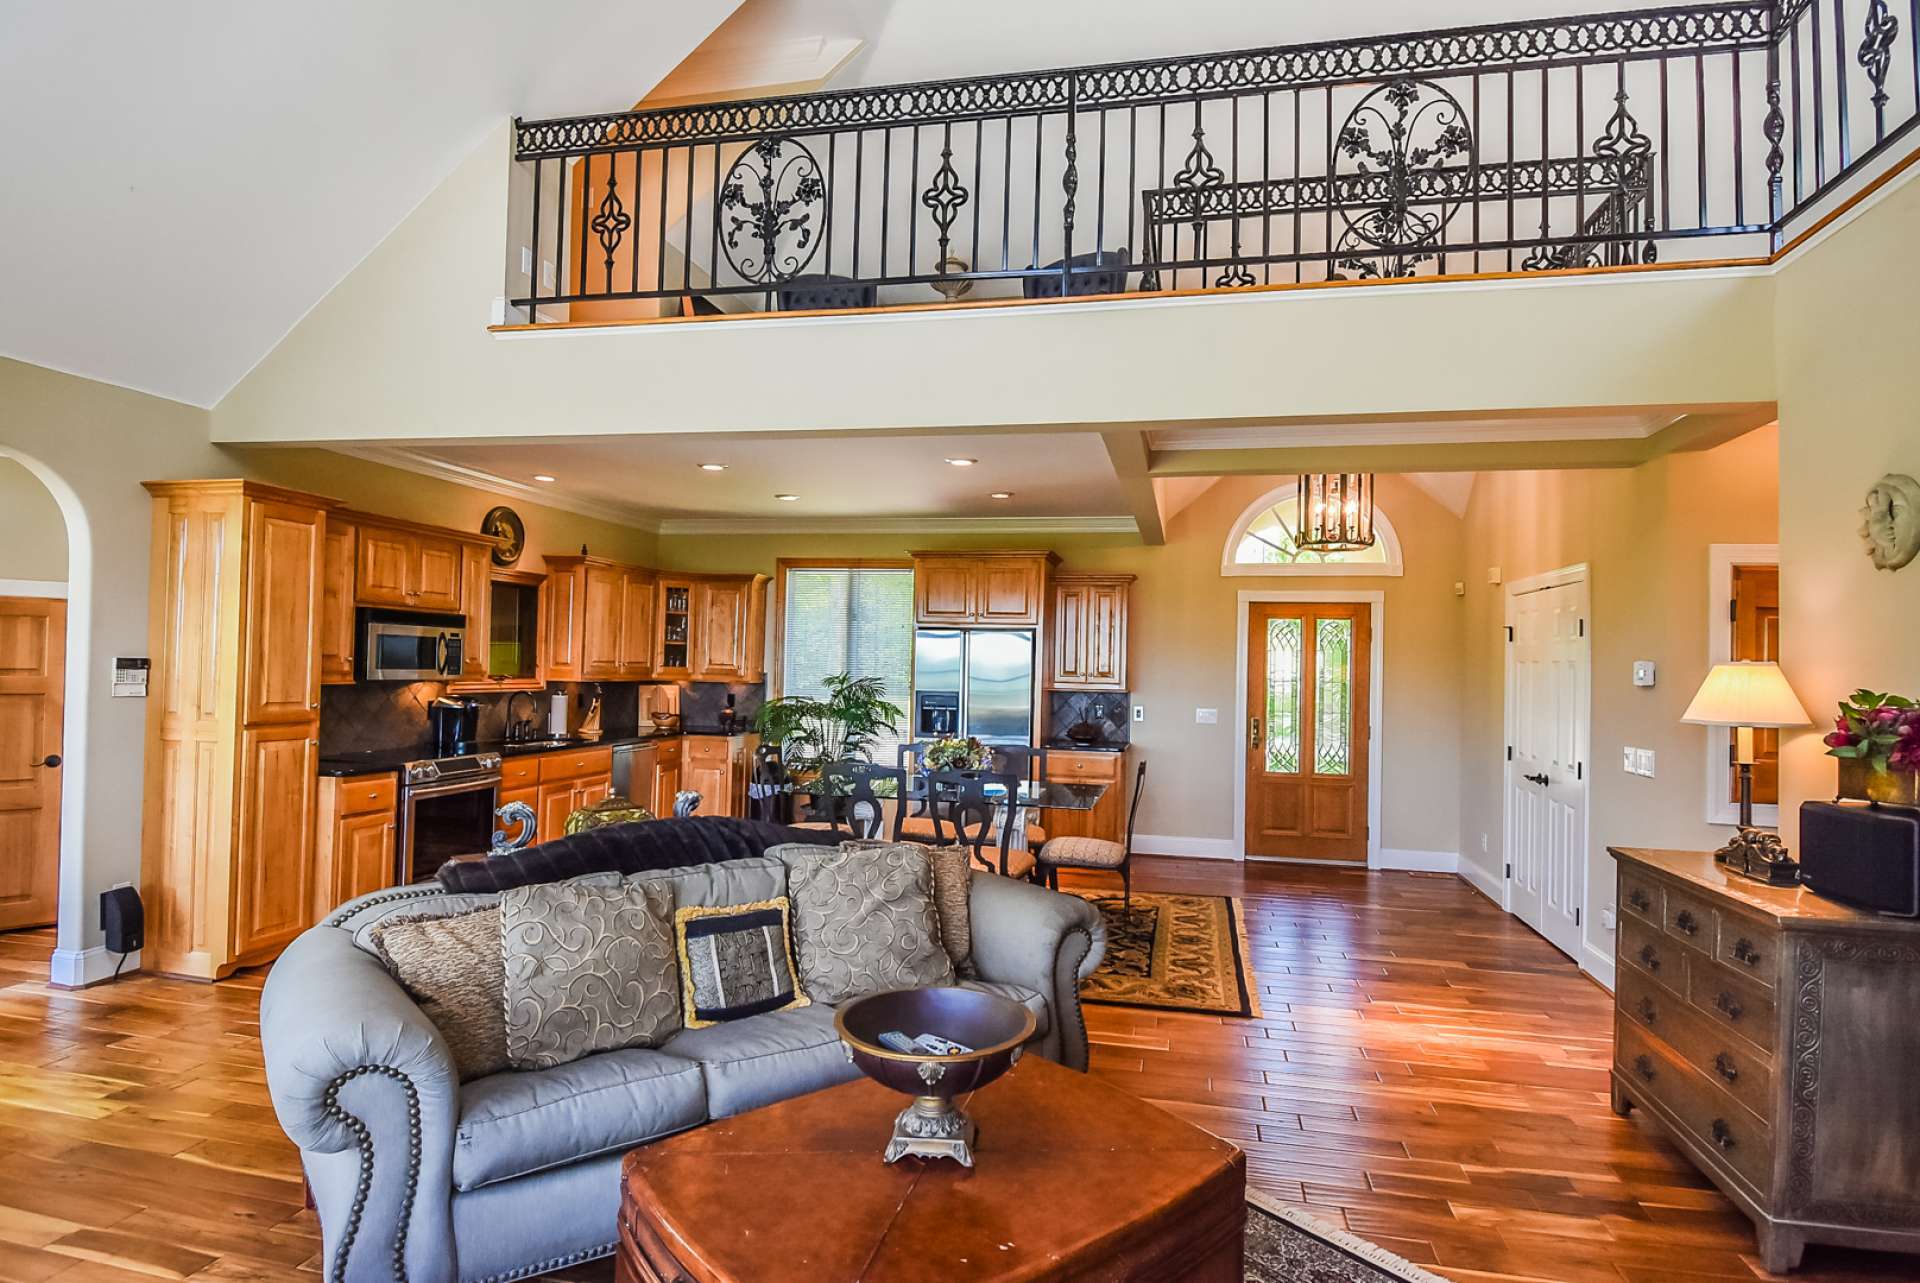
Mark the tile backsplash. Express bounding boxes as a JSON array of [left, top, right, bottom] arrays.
[[682, 681, 767, 730], [320, 681, 644, 755], [1046, 691, 1131, 747]]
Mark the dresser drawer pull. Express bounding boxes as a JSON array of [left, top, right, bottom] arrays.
[[1628, 888, 1652, 913], [1636, 996, 1658, 1025], [1633, 1054, 1656, 1082], [1714, 1052, 1739, 1083], [1674, 909, 1700, 937], [1732, 937, 1761, 966], [1710, 1118, 1737, 1151], [1638, 944, 1661, 972], [1714, 991, 1744, 1021]]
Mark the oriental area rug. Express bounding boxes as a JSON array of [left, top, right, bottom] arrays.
[[1069, 889, 1262, 1019]]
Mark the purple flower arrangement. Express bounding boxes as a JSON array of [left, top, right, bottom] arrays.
[[1823, 689, 1920, 774]]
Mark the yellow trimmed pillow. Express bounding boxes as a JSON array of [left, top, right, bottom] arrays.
[[673, 897, 809, 1030]]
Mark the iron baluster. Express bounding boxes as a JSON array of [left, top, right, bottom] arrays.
[[1732, 46, 1746, 227], [908, 124, 921, 278], [921, 124, 970, 274], [1834, 0, 1852, 167], [1766, 4, 1787, 233], [1859, 0, 1899, 137], [1062, 78, 1078, 296], [527, 149, 542, 323]]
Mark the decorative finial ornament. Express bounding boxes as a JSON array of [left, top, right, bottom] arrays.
[[1858, 473, 1920, 570]]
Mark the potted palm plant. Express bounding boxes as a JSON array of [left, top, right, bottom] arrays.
[[754, 673, 904, 774]]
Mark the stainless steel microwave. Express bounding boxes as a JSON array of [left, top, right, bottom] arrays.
[[357, 608, 466, 682]]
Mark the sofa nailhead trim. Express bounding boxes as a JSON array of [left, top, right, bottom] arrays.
[[470, 1241, 616, 1283], [1062, 924, 1095, 1072], [321, 1064, 423, 1283], [326, 886, 455, 929]]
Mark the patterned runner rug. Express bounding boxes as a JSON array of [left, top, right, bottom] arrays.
[[1246, 1189, 1452, 1282], [1069, 889, 1261, 1018]]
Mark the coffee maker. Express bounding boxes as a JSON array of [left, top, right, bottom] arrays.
[[428, 695, 481, 755]]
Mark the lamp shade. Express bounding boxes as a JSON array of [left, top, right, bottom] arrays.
[[1680, 662, 1811, 728]]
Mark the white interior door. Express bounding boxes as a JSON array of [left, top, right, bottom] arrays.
[[1505, 576, 1589, 961]]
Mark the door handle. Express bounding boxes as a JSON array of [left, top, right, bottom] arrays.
[[1523, 772, 1550, 786], [33, 754, 61, 769], [1249, 716, 1261, 746]]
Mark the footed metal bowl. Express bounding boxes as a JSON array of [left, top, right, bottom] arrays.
[[834, 987, 1036, 1167]]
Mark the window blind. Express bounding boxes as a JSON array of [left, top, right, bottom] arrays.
[[781, 568, 915, 760]]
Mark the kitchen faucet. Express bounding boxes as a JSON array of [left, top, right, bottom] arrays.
[[506, 690, 538, 743]]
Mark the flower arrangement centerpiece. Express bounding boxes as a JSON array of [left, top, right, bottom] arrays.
[[923, 736, 991, 772], [1822, 689, 1920, 805]]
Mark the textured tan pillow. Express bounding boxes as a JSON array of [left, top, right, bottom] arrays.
[[369, 907, 510, 1082], [838, 840, 973, 971], [784, 845, 955, 1006], [500, 880, 681, 1070]]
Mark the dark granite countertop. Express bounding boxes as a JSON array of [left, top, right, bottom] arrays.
[[1041, 738, 1129, 753], [317, 728, 753, 777]]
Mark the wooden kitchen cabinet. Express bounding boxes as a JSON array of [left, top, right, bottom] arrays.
[[535, 745, 614, 838], [1049, 573, 1133, 691], [545, 556, 656, 681], [319, 517, 357, 684], [495, 754, 540, 844], [352, 519, 463, 612], [911, 552, 1056, 628], [314, 772, 397, 917], [142, 480, 332, 979], [690, 577, 767, 681], [1042, 750, 1127, 843], [683, 734, 753, 818], [458, 542, 492, 682], [654, 738, 683, 815], [449, 568, 546, 694]]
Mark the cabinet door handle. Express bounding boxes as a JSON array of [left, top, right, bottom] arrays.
[[1714, 1052, 1739, 1083], [1627, 888, 1652, 913], [1633, 1054, 1656, 1082], [32, 754, 61, 769], [1638, 944, 1661, 972], [1710, 1118, 1737, 1150], [1674, 909, 1699, 936], [1636, 996, 1658, 1025], [1714, 991, 1744, 1021], [1732, 937, 1761, 966]]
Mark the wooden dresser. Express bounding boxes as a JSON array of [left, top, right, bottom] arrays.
[[1610, 847, 1920, 1272]]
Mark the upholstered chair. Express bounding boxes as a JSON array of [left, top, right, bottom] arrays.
[[1037, 761, 1147, 912]]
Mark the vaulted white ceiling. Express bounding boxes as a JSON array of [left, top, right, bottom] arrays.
[[0, 1, 739, 407]]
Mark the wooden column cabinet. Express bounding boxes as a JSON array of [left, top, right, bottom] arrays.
[[545, 556, 658, 681], [314, 773, 397, 916], [911, 552, 1056, 628], [319, 517, 357, 684], [1041, 751, 1127, 843], [1050, 573, 1133, 691], [141, 480, 331, 979]]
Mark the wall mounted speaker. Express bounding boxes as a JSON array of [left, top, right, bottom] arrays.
[[100, 885, 144, 956]]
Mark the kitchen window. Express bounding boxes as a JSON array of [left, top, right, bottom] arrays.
[[777, 563, 916, 761]]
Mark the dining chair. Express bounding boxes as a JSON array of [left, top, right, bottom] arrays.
[[796, 759, 905, 841], [988, 745, 1051, 849], [1037, 760, 1147, 913], [747, 743, 792, 826], [924, 768, 1032, 880]]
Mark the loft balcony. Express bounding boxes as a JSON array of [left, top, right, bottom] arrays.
[[501, 0, 1919, 327]]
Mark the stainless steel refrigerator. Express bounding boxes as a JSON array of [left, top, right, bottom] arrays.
[[912, 629, 1036, 746]]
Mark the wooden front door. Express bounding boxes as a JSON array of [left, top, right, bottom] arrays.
[[0, 599, 66, 931], [1245, 602, 1371, 861], [1731, 564, 1780, 807]]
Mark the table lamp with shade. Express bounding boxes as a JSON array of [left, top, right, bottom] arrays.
[[1681, 661, 1811, 884]]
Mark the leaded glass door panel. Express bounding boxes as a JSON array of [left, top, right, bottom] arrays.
[[1245, 602, 1371, 861]]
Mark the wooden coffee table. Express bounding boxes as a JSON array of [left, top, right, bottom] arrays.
[[617, 1055, 1244, 1282]]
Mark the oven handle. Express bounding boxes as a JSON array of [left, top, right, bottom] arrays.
[[404, 774, 501, 800]]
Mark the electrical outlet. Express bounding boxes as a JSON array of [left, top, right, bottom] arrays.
[[1131, 705, 1144, 723], [1195, 708, 1218, 725], [1601, 906, 1618, 931]]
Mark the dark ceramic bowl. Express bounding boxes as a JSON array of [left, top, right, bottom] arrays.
[[835, 987, 1037, 1101]]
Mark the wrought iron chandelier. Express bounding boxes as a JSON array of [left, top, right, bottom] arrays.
[[1295, 474, 1376, 552]]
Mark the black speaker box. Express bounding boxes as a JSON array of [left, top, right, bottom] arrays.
[[1800, 800, 1920, 917], [100, 885, 144, 955]]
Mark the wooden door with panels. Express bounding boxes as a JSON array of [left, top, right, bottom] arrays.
[[0, 598, 65, 931], [1245, 602, 1371, 862], [1505, 576, 1588, 961], [1731, 564, 1780, 807]]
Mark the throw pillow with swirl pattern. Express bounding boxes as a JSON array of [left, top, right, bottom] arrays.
[[501, 879, 680, 1070], [782, 844, 955, 1006]]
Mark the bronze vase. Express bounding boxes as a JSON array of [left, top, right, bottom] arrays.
[[1836, 757, 1920, 806]]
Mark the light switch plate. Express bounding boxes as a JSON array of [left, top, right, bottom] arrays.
[[1632, 660, 1657, 687], [1132, 705, 1144, 723], [1195, 708, 1218, 725]]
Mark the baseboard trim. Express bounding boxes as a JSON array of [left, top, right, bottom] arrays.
[[1374, 847, 1459, 873], [1456, 856, 1504, 905], [1582, 941, 1617, 992], [1133, 834, 1241, 860], [49, 945, 138, 989]]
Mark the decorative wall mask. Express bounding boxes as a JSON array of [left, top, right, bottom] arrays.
[[1858, 473, 1920, 570]]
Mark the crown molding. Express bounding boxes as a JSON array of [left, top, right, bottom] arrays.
[[330, 446, 665, 532], [1149, 416, 1670, 451], [654, 515, 1138, 536]]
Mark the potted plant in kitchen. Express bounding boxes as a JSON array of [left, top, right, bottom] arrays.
[[754, 673, 903, 775], [1823, 689, 1920, 805]]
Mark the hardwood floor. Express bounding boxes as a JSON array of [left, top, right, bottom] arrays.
[[1, 859, 1917, 1282]]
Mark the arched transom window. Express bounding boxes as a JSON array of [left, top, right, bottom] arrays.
[[1222, 483, 1404, 577]]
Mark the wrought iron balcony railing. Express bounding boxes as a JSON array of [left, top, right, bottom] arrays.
[[504, 0, 1918, 323]]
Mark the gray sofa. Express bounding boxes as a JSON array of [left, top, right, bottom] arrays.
[[261, 854, 1105, 1283]]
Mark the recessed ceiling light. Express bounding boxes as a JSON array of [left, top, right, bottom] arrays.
[[990, 491, 1015, 500], [698, 463, 727, 472], [945, 457, 977, 467], [774, 493, 800, 502], [533, 474, 556, 483]]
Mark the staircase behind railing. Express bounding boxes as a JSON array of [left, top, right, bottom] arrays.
[[504, 1, 1919, 324]]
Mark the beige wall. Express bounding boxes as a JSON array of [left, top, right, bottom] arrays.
[[0, 357, 659, 978], [1458, 425, 1779, 971], [0, 457, 67, 581], [659, 472, 1467, 857], [1774, 174, 1920, 847]]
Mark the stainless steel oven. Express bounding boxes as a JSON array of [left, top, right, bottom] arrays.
[[396, 753, 501, 883], [358, 608, 467, 682]]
